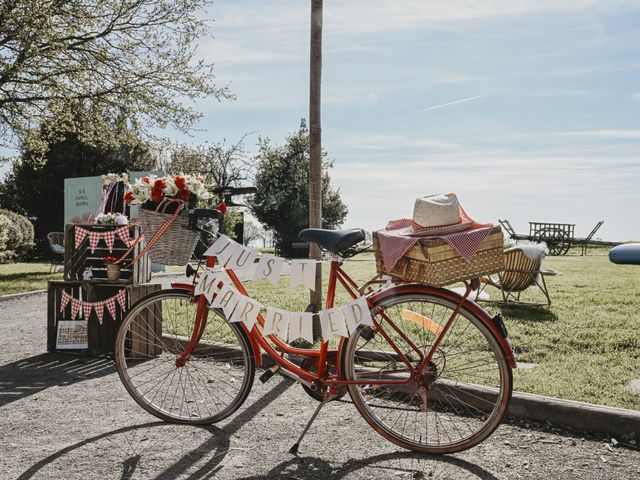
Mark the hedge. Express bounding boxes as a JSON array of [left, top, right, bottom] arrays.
[[0, 209, 35, 263]]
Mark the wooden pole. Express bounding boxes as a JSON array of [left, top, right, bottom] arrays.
[[309, 0, 323, 312]]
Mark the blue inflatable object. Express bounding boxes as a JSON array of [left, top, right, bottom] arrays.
[[609, 243, 640, 265]]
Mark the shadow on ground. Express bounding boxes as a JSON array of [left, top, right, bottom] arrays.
[[0, 353, 114, 407]]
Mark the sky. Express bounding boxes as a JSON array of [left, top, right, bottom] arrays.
[[6, 0, 640, 241]]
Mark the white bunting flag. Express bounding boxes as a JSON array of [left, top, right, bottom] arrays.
[[288, 312, 314, 344], [210, 284, 240, 318], [222, 241, 246, 267], [253, 255, 286, 286], [203, 235, 235, 263], [319, 307, 349, 341], [263, 308, 289, 338], [289, 260, 317, 291], [344, 296, 374, 333], [228, 246, 257, 274], [229, 297, 262, 332], [194, 270, 222, 302]]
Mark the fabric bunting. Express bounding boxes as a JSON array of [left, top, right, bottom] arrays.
[[57, 289, 127, 324], [74, 226, 131, 253]]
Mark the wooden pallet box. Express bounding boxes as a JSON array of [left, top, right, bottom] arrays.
[[64, 224, 150, 284], [47, 281, 160, 356], [373, 226, 505, 287]]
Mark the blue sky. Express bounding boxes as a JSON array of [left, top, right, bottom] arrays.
[[6, 1, 640, 241], [173, 0, 640, 241]]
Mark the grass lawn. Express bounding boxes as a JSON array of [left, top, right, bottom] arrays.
[[0, 262, 63, 296], [2, 251, 638, 411]]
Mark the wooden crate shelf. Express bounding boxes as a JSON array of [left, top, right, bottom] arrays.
[[64, 224, 150, 285], [47, 281, 160, 356]]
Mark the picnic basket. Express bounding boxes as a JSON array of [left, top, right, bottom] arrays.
[[373, 226, 504, 287], [137, 208, 199, 265]]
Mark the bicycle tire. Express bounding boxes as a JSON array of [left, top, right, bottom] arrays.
[[341, 289, 512, 454], [115, 288, 255, 424]]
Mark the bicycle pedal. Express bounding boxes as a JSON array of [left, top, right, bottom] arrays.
[[259, 364, 280, 383]]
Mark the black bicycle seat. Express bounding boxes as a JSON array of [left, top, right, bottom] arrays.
[[298, 228, 365, 255]]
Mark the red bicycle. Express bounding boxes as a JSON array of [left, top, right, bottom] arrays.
[[115, 187, 516, 454]]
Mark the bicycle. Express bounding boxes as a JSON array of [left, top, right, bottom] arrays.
[[114, 186, 516, 454]]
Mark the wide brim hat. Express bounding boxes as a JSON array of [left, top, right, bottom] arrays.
[[402, 193, 473, 237]]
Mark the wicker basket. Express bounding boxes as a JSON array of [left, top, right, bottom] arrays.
[[373, 226, 505, 287], [138, 208, 199, 265]]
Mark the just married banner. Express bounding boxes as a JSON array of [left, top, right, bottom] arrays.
[[194, 267, 374, 343]]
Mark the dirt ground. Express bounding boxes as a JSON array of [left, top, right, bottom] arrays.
[[1, 292, 639, 480]]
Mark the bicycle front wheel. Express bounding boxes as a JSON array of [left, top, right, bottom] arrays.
[[341, 289, 512, 454], [115, 289, 255, 424]]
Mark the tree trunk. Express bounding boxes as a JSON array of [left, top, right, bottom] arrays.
[[309, 0, 323, 315]]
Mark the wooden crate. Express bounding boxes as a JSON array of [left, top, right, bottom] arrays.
[[64, 224, 150, 284], [373, 226, 505, 287], [47, 281, 160, 356]]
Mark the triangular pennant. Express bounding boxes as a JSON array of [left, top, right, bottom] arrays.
[[82, 301, 93, 321], [104, 230, 116, 252], [210, 284, 240, 318], [116, 290, 127, 310], [88, 232, 100, 253], [74, 227, 88, 248], [95, 302, 105, 324], [71, 298, 81, 320], [115, 226, 131, 246], [105, 298, 117, 320], [344, 296, 375, 333], [203, 235, 233, 261], [59, 290, 71, 312], [229, 297, 262, 332], [253, 255, 285, 286]]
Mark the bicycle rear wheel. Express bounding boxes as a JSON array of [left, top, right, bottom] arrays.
[[115, 289, 255, 424], [341, 289, 512, 454]]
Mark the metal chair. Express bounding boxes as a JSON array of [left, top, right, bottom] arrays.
[[47, 232, 65, 273], [479, 247, 558, 307]]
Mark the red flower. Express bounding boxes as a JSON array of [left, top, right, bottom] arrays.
[[142, 177, 150, 184], [174, 175, 186, 190], [153, 178, 166, 189], [151, 187, 164, 203], [124, 191, 134, 203], [217, 201, 227, 214], [177, 188, 190, 202], [102, 256, 119, 264]]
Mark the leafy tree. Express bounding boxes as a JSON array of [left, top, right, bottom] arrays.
[[0, 115, 155, 256], [250, 121, 348, 258], [0, 0, 229, 151], [162, 135, 254, 189]]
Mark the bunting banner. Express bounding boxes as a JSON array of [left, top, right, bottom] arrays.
[[58, 289, 127, 324], [194, 268, 375, 342], [74, 226, 132, 253]]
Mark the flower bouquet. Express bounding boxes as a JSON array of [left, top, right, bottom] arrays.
[[124, 175, 210, 265]]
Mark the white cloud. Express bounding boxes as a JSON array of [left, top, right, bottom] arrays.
[[632, 92, 640, 103]]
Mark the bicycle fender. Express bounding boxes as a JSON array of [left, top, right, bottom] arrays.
[[368, 284, 517, 369]]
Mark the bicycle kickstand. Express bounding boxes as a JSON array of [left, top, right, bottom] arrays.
[[289, 395, 332, 455]]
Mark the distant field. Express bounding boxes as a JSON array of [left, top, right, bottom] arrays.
[[1, 251, 638, 411]]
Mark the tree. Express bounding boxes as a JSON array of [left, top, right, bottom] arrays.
[[0, 0, 229, 151], [0, 114, 155, 256], [250, 120, 347, 258], [162, 135, 254, 189]]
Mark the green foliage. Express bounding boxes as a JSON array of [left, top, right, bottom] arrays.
[[0, 118, 155, 257], [250, 121, 348, 257], [0, 208, 35, 262], [0, 0, 229, 150]]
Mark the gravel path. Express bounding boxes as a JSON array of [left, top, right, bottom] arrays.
[[1, 293, 639, 480]]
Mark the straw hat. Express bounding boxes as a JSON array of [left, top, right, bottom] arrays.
[[406, 193, 473, 236]]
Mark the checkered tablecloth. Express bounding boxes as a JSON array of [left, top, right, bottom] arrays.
[[377, 216, 494, 273]]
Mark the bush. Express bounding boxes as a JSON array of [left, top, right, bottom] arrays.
[[0, 209, 35, 262]]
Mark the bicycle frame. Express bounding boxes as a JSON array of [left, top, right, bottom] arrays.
[[172, 247, 516, 394]]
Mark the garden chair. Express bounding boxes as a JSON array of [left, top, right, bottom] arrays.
[[47, 232, 65, 273], [479, 245, 558, 307]]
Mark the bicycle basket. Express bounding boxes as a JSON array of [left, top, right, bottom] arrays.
[[138, 208, 199, 266]]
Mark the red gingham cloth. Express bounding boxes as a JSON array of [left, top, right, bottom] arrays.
[[377, 210, 494, 272]]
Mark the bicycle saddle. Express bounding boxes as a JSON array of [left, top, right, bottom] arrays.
[[609, 243, 640, 265], [298, 228, 366, 255]]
